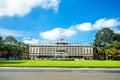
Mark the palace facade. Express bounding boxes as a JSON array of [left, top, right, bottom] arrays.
[[29, 41, 93, 60]]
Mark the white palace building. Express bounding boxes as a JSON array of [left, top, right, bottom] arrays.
[[29, 40, 93, 60]]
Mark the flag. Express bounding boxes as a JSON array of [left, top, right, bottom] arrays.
[[61, 38, 64, 41]]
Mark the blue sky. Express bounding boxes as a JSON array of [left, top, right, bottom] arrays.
[[0, 0, 120, 44]]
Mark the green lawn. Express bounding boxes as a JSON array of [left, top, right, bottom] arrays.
[[0, 60, 120, 68]]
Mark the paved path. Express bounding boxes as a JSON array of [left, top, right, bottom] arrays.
[[0, 67, 120, 80]]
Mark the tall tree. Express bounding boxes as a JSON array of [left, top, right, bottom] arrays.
[[0, 34, 3, 48], [93, 28, 115, 60], [4, 35, 17, 44], [93, 28, 114, 47], [113, 33, 120, 42]]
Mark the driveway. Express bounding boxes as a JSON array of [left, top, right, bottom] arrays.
[[0, 67, 120, 80]]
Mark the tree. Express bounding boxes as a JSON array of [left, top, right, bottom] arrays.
[[93, 27, 120, 60], [93, 28, 114, 47], [20, 43, 29, 60], [0, 35, 29, 60], [0, 35, 3, 58], [93, 28, 115, 60], [0, 34, 3, 48], [105, 41, 120, 60], [113, 33, 120, 42], [4, 35, 17, 44]]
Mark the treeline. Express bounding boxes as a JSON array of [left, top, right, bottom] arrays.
[[93, 28, 120, 60], [0, 35, 29, 60]]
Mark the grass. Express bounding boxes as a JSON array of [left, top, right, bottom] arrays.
[[0, 60, 120, 68]]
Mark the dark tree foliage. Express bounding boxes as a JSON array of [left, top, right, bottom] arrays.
[[93, 28, 120, 60], [113, 33, 120, 42], [93, 28, 114, 47], [0, 35, 29, 60], [0, 35, 3, 48], [4, 35, 17, 43]]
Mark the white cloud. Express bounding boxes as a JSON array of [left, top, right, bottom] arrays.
[[0, 28, 22, 37], [76, 23, 93, 31], [22, 38, 39, 44], [62, 27, 76, 37], [40, 18, 120, 40], [40, 27, 77, 40], [0, 0, 60, 17], [0, 28, 33, 38], [93, 18, 120, 29], [22, 37, 31, 40], [0, 28, 40, 44], [40, 28, 61, 40], [75, 18, 120, 31]]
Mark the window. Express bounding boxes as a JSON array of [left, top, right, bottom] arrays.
[[33, 47, 35, 53], [84, 49, 85, 53], [30, 47, 32, 53], [57, 50, 66, 52], [87, 49, 89, 53], [36, 48, 38, 53]]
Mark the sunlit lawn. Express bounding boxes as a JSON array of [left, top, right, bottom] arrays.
[[0, 60, 120, 68]]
